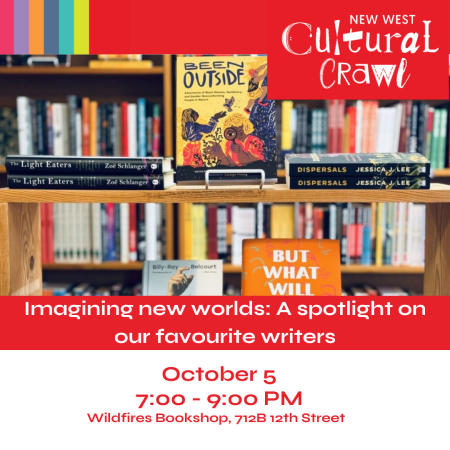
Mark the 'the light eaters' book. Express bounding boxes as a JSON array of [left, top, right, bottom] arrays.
[[242, 239, 341, 296], [176, 56, 277, 185], [142, 260, 223, 296]]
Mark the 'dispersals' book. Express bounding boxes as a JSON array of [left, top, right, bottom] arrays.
[[176, 56, 277, 185]]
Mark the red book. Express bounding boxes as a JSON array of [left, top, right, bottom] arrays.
[[46, 203, 54, 263], [355, 207, 363, 262], [121, 102, 129, 156], [347, 106, 357, 153], [207, 205, 218, 259], [336, 99, 345, 152], [152, 106, 161, 157], [313, 207, 323, 240], [297, 204, 305, 239], [40, 204, 48, 264], [82, 97, 90, 156], [129, 203, 137, 262]]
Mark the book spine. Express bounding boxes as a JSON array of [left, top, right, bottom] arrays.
[[101, 204, 108, 262], [137, 98, 147, 157], [145, 203, 158, 260], [114, 204, 121, 261], [120, 203, 130, 263], [106, 203, 116, 261], [106, 104, 114, 157], [137, 204, 146, 261], [287, 176, 430, 189], [341, 205, 348, 264], [129, 203, 137, 262], [113, 104, 122, 157], [152, 104, 161, 157], [67, 96, 78, 156], [17, 97, 31, 156], [75, 111, 82, 157], [46, 102, 53, 156], [207, 205, 219, 259], [128, 104, 137, 158], [89, 101, 98, 157], [121, 102, 128, 157], [430, 108, 441, 169], [8, 174, 171, 190], [82, 97, 90, 157], [438, 108, 448, 169], [287, 162, 430, 177], [30, 100, 38, 155], [6, 156, 168, 174], [91, 203, 102, 264], [36, 100, 46, 156], [217, 204, 228, 260], [52, 104, 63, 156]]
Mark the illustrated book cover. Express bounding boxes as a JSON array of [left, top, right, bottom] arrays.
[[142, 260, 223, 296], [176, 56, 277, 185], [242, 239, 341, 296]]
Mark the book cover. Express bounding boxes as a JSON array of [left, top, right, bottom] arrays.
[[176, 56, 276, 185], [286, 152, 430, 177], [242, 238, 341, 296], [142, 260, 223, 296], [0, 107, 18, 165]]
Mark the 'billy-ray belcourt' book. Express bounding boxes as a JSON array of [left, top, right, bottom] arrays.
[[142, 260, 223, 296], [7, 173, 175, 190], [6, 155, 173, 175], [285, 153, 430, 177], [176, 56, 277, 185]]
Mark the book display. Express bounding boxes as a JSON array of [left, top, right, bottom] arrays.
[[0, 55, 449, 296]]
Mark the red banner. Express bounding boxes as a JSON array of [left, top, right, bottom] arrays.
[[267, 0, 449, 99], [0, 296, 448, 350]]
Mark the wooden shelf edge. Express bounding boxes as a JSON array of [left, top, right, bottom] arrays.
[[1, 184, 449, 204], [0, 67, 164, 76], [42, 262, 424, 274]]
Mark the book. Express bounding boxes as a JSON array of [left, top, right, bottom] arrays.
[[7, 172, 176, 190], [0, 108, 18, 165], [142, 260, 223, 296], [286, 152, 430, 177], [6, 155, 173, 174], [241, 238, 341, 296], [286, 174, 430, 189], [176, 55, 277, 185]]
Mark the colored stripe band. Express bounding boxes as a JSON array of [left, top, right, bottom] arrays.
[[44, 0, 59, 54], [14, 0, 29, 54], [59, 0, 74, 54], [74, 0, 89, 54]]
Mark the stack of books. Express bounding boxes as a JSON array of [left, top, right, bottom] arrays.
[[285, 153, 430, 190], [5, 155, 175, 190]]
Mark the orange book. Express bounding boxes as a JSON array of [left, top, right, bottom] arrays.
[[89, 101, 98, 156], [242, 239, 341, 296], [82, 98, 90, 156]]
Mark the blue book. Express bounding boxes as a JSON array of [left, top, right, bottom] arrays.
[[137, 98, 147, 157], [361, 206, 372, 266]]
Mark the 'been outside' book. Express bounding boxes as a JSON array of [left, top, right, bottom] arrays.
[[142, 260, 223, 296], [286, 153, 430, 177], [176, 56, 277, 185], [242, 239, 341, 296], [6, 156, 173, 175]]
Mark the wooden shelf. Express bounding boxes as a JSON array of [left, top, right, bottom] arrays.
[[0, 67, 164, 76], [41, 262, 424, 274], [0, 166, 5, 173], [1, 184, 449, 204]]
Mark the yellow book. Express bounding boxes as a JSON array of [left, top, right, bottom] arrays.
[[89, 60, 153, 69], [89, 101, 98, 157], [281, 101, 294, 151], [184, 204, 193, 260], [284, 205, 295, 238], [375, 203, 385, 266]]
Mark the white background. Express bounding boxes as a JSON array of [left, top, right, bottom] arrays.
[[0, 351, 448, 449]]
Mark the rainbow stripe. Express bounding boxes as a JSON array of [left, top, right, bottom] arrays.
[[0, 0, 89, 54]]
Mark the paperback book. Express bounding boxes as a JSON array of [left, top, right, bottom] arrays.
[[241, 238, 341, 296], [176, 56, 277, 185], [8, 173, 175, 190], [285, 153, 430, 177], [286, 174, 430, 189], [142, 260, 223, 296], [6, 156, 173, 175]]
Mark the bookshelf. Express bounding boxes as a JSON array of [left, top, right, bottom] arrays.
[[277, 168, 450, 178], [0, 67, 164, 76], [0, 184, 447, 296]]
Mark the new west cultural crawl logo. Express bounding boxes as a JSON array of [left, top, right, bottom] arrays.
[[281, 16, 437, 89], [268, 6, 448, 99]]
